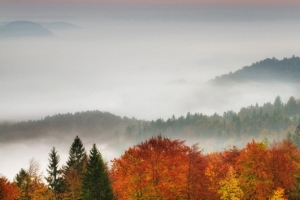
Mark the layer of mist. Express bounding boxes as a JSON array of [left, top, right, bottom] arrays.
[[1, 5, 300, 181]]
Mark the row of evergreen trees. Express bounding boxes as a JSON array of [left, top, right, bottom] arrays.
[[125, 96, 300, 139], [15, 136, 113, 199]]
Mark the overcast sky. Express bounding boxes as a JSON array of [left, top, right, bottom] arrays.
[[1, 0, 300, 5], [1, 3, 300, 121]]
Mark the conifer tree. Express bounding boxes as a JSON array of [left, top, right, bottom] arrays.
[[15, 168, 30, 199], [64, 135, 87, 199], [46, 147, 64, 199], [82, 144, 113, 200], [66, 135, 87, 173], [291, 124, 300, 148]]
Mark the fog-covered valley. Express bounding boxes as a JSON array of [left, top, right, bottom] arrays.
[[1, 5, 300, 182]]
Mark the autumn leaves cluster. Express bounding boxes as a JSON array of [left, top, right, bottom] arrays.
[[1, 135, 300, 200], [111, 136, 300, 200]]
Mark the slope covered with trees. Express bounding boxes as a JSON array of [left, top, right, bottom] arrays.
[[212, 56, 300, 84], [125, 96, 300, 150], [1, 96, 300, 151], [0, 110, 137, 143]]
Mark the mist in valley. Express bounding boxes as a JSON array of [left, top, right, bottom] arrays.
[[1, 4, 300, 181]]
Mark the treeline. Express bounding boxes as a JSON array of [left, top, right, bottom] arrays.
[[0, 110, 137, 142], [213, 56, 300, 84], [0, 136, 113, 200], [125, 96, 300, 148], [2, 132, 300, 199], [1, 96, 300, 152]]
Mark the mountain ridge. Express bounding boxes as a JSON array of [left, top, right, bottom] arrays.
[[0, 21, 54, 38], [211, 56, 300, 84]]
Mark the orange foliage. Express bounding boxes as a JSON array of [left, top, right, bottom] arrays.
[[222, 146, 240, 169], [185, 144, 209, 199], [205, 152, 229, 199], [237, 140, 274, 199], [111, 136, 208, 200], [270, 140, 300, 194], [0, 175, 19, 200], [63, 167, 84, 199]]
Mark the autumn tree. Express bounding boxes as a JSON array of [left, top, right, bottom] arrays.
[[82, 144, 113, 200], [64, 135, 87, 199], [222, 146, 240, 170], [236, 140, 274, 199], [15, 158, 50, 200], [45, 147, 64, 199], [0, 175, 19, 200], [218, 166, 243, 200], [205, 152, 229, 199], [270, 188, 286, 200], [111, 136, 208, 200], [270, 140, 298, 195], [185, 144, 209, 199]]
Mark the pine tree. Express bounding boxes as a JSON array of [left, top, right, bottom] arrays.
[[293, 124, 300, 148], [66, 135, 87, 173], [82, 144, 113, 200], [15, 168, 30, 199], [46, 147, 64, 199], [274, 96, 283, 112], [64, 135, 87, 199]]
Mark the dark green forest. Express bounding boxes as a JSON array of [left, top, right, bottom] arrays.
[[212, 56, 300, 84]]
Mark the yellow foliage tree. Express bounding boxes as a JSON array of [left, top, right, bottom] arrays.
[[218, 166, 243, 200], [269, 188, 286, 200], [15, 158, 51, 200]]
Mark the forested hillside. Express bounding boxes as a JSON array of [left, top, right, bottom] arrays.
[[1, 96, 300, 199], [212, 56, 300, 84], [125, 95, 300, 150], [0, 111, 138, 143], [1, 96, 300, 150]]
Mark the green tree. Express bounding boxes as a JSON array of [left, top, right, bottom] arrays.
[[66, 135, 87, 172], [293, 125, 300, 149], [285, 96, 298, 116], [15, 168, 30, 199], [45, 147, 64, 199], [274, 96, 283, 112], [296, 125, 300, 136], [64, 135, 87, 199], [82, 144, 113, 200]]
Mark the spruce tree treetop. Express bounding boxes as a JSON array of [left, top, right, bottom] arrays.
[[274, 95, 282, 110], [296, 125, 300, 136], [66, 135, 87, 173], [45, 147, 64, 199], [82, 144, 113, 200]]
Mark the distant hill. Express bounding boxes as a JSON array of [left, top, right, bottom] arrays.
[[0, 110, 138, 143], [212, 56, 300, 84], [0, 21, 54, 38], [1, 96, 300, 151], [37, 22, 80, 31]]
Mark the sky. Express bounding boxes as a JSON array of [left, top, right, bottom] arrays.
[[2, 0, 300, 5], [1, 0, 300, 180]]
